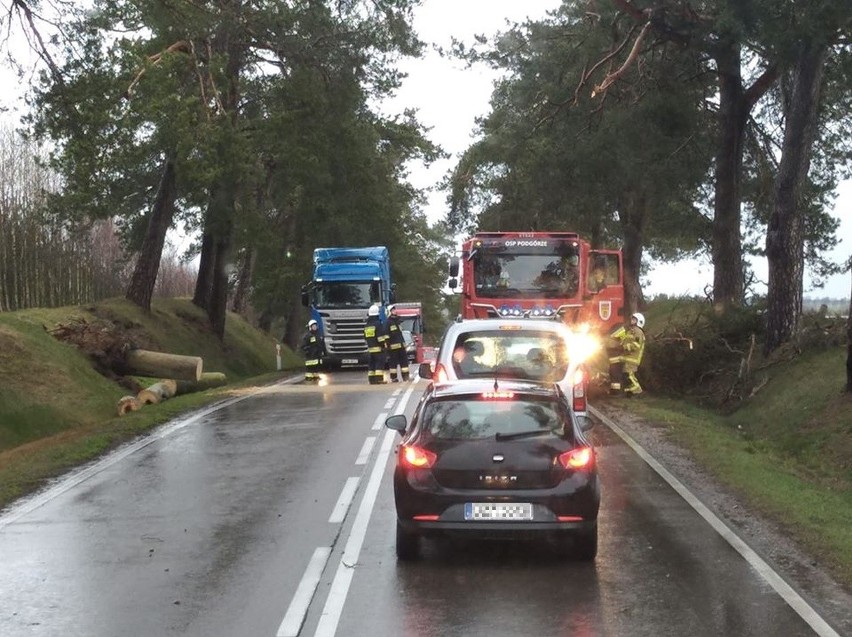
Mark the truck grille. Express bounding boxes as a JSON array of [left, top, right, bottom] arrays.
[[321, 313, 368, 354]]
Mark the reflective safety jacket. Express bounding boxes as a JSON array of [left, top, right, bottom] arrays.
[[386, 315, 405, 350], [364, 315, 388, 353], [300, 329, 325, 359], [620, 325, 645, 368]]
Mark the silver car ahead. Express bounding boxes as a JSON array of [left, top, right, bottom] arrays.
[[419, 318, 598, 417]]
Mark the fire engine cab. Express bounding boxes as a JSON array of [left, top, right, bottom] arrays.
[[448, 231, 625, 337]]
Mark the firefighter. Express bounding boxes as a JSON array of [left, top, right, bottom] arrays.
[[300, 319, 325, 382], [607, 312, 646, 395], [364, 304, 388, 384], [385, 304, 410, 382]]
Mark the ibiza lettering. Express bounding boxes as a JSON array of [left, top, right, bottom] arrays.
[[504, 240, 548, 247]]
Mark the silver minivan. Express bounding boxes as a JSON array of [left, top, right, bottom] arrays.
[[419, 318, 597, 417]]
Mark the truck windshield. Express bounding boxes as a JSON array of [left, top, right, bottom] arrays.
[[314, 282, 376, 308], [473, 248, 580, 298]]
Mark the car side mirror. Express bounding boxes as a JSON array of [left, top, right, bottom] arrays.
[[385, 414, 407, 432], [300, 285, 309, 307], [448, 277, 458, 290], [418, 362, 433, 380]]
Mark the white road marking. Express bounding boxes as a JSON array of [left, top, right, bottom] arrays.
[[590, 406, 841, 637], [276, 546, 332, 637], [371, 412, 387, 431], [328, 477, 360, 524], [355, 437, 376, 466], [314, 384, 417, 637], [383, 397, 396, 410], [392, 388, 402, 397]]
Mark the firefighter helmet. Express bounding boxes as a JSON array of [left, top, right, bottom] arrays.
[[368, 304, 380, 317], [307, 319, 318, 329], [387, 304, 397, 315], [631, 312, 645, 328]]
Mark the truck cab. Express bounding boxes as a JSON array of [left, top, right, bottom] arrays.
[[301, 247, 395, 368]]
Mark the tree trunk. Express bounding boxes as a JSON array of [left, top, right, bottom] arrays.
[[283, 300, 302, 350], [230, 246, 256, 314], [174, 372, 228, 395], [124, 349, 203, 381], [846, 273, 852, 392], [619, 191, 648, 317], [125, 159, 177, 311], [764, 43, 827, 356], [137, 379, 178, 405], [711, 44, 748, 311], [192, 226, 216, 310]]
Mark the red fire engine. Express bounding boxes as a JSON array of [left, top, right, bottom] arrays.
[[448, 231, 625, 336], [393, 301, 426, 363]]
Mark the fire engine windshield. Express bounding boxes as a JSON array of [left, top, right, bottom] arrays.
[[313, 282, 377, 308], [399, 316, 420, 334], [472, 246, 580, 298]]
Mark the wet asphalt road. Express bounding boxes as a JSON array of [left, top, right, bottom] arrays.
[[0, 371, 847, 636]]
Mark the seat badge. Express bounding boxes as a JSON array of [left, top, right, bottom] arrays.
[[492, 454, 505, 463]]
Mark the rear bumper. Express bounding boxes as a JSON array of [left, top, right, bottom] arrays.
[[398, 517, 597, 540]]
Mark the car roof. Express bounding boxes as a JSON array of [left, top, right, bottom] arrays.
[[430, 378, 561, 400], [444, 318, 571, 335]]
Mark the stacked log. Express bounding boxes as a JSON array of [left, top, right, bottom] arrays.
[[174, 372, 228, 395], [116, 372, 228, 416], [117, 395, 142, 416], [125, 349, 203, 382], [137, 379, 178, 405]]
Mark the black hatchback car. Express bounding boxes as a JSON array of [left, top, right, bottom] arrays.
[[385, 379, 600, 561]]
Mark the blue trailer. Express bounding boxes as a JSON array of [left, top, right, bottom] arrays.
[[301, 246, 395, 368]]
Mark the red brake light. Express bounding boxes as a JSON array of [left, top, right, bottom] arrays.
[[481, 391, 514, 399], [559, 447, 594, 470], [434, 363, 449, 383], [572, 371, 586, 412], [401, 445, 437, 469]]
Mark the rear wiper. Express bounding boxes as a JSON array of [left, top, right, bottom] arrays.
[[495, 429, 552, 441]]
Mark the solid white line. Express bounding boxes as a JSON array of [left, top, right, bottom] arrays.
[[355, 437, 376, 466], [276, 546, 332, 637], [371, 412, 387, 431], [383, 398, 396, 410], [590, 406, 841, 637], [314, 384, 417, 637], [328, 477, 360, 524]]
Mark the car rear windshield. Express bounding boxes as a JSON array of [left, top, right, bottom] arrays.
[[421, 396, 567, 441], [450, 329, 568, 381]]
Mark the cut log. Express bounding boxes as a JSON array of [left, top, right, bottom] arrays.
[[125, 349, 202, 382], [117, 395, 142, 416], [137, 379, 178, 405], [174, 372, 228, 395]]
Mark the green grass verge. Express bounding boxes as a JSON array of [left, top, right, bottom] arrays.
[[627, 394, 852, 589], [0, 298, 303, 509]]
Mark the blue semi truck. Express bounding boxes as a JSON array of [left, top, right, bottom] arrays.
[[301, 246, 395, 368]]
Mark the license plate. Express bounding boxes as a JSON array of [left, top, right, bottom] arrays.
[[464, 502, 533, 521], [341, 359, 358, 364]]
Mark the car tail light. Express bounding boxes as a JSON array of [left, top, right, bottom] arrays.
[[412, 514, 440, 521], [434, 363, 449, 383], [558, 446, 594, 470], [572, 378, 586, 413], [401, 445, 437, 469]]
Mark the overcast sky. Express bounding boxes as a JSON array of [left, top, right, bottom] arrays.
[[383, 0, 850, 300]]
